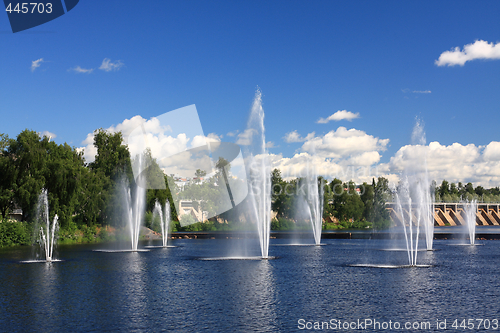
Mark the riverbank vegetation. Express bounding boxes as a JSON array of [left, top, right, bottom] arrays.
[[1, 129, 499, 247]]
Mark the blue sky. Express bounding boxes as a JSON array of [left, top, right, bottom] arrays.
[[2, 1, 500, 186]]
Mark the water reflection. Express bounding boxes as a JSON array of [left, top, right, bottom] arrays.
[[232, 260, 277, 331], [2, 238, 500, 332]]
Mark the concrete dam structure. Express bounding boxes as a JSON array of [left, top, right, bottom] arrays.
[[386, 202, 500, 227]]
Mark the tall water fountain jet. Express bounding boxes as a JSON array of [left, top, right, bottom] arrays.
[[153, 199, 171, 247], [410, 119, 434, 250], [245, 89, 271, 259], [299, 160, 324, 245], [463, 199, 477, 245], [394, 176, 419, 266], [123, 154, 147, 251], [36, 189, 59, 262], [390, 119, 434, 266]]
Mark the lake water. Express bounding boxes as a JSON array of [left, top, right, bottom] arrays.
[[1, 238, 499, 332]]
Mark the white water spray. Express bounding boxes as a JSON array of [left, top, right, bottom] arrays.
[[123, 154, 147, 251], [301, 160, 324, 245], [153, 199, 171, 247], [463, 199, 477, 245], [394, 177, 419, 266], [245, 89, 271, 259], [36, 189, 58, 262], [393, 119, 434, 265]]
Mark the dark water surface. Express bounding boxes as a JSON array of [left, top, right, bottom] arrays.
[[1, 238, 499, 332]]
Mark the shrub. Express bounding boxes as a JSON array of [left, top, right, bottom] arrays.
[[81, 224, 97, 243], [373, 219, 392, 230], [98, 227, 113, 242], [0, 219, 31, 247]]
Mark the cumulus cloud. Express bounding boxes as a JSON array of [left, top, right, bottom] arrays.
[[268, 138, 500, 188], [207, 133, 222, 142], [267, 127, 389, 183], [435, 40, 500, 67], [268, 152, 381, 184], [31, 58, 44, 72], [384, 141, 500, 187], [283, 130, 315, 143], [483, 142, 500, 161], [235, 128, 256, 146], [40, 131, 56, 140], [80, 115, 179, 164], [317, 110, 359, 124], [265, 141, 277, 148], [99, 58, 124, 72], [301, 127, 389, 159], [226, 130, 239, 137], [70, 66, 94, 74], [79, 115, 229, 179]]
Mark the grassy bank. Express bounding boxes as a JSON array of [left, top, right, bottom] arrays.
[[0, 216, 380, 248]]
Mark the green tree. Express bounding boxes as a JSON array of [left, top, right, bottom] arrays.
[[465, 182, 474, 195], [335, 181, 364, 222], [0, 134, 15, 218], [271, 169, 295, 219], [360, 181, 374, 221], [195, 169, 207, 181], [450, 182, 458, 196], [371, 177, 391, 229], [89, 129, 132, 226], [73, 168, 109, 226], [475, 185, 485, 197], [8, 130, 49, 221], [328, 178, 344, 218], [43, 140, 86, 228], [439, 180, 450, 198], [90, 129, 131, 180]]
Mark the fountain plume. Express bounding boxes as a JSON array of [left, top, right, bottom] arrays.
[[245, 89, 271, 259], [123, 154, 147, 251], [463, 199, 477, 245], [392, 119, 434, 266], [36, 189, 59, 262], [153, 199, 171, 247], [299, 160, 324, 245]]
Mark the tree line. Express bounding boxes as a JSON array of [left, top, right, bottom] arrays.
[[433, 180, 500, 203], [1, 129, 499, 244], [0, 129, 176, 232], [270, 169, 392, 230]]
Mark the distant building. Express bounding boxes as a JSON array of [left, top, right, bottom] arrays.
[[8, 209, 22, 221], [178, 200, 207, 222]]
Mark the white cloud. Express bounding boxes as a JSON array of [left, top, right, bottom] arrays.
[[435, 40, 500, 67], [269, 152, 380, 184], [99, 58, 124, 72], [70, 66, 94, 74], [79, 116, 229, 179], [385, 141, 500, 187], [301, 127, 389, 159], [80, 115, 176, 164], [483, 142, 500, 161], [227, 130, 239, 137], [268, 138, 500, 187], [265, 141, 277, 148], [40, 131, 56, 140], [283, 130, 315, 143], [402, 89, 432, 94], [317, 110, 360, 124], [268, 127, 389, 183], [31, 58, 44, 72], [207, 133, 222, 142], [235, 128, 256, 146]]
